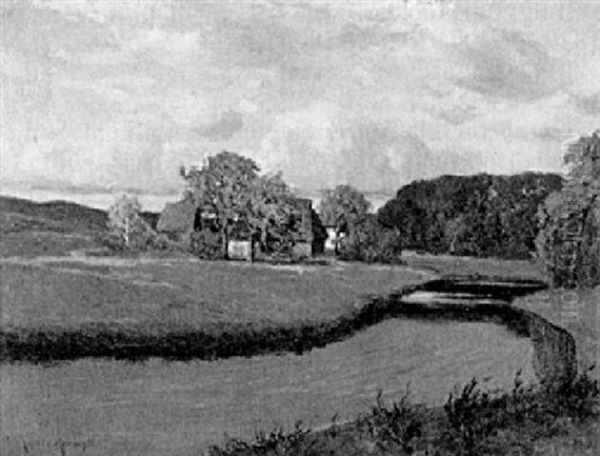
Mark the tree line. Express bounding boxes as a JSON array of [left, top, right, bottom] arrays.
[[105, 130, 599, 287], [377, 172, 563, 259]]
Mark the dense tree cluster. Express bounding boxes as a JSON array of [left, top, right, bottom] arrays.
[[180, 151, 304, 258], [536, 131, 600, 288], [321, 185, 403, 263], [338, 215, 403, 264], [377, 172, 563, 259]]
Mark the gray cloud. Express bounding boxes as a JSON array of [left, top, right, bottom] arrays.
[[437, 104, 478, 126], [196, 110, 243, 141], [338, 122, 400, 192], [572, 92, 600, 116], [533, 126, 570, 143], [455, 30, 563, 102], [337, 124, 483, 191]]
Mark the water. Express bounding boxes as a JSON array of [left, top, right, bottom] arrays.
[[1, 319, 535, 456]]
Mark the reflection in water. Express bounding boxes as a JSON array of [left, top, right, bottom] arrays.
[[1, 319, 534, 456]]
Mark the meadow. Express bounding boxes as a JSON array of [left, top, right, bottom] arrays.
[[0, 195, 597, 455]]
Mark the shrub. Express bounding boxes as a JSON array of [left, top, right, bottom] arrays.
[[339, 216, 403, 264], [190, 229, 224, 260], [208, 423, 313, 456], [359, 389, 423, 454], [540, 365, 600, 421], [442, 378, 503, 455]]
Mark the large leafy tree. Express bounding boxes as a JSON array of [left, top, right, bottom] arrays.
[[181, 151, 302, 258], [247, 173, 299, 252], [180, 151, 260, 258], [319, 184, 370, 252], [536, 131, 600, 288]]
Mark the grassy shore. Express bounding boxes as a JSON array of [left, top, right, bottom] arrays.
[[2, 195, 596, 455], [207, 368, 599, 456], [0, 256, 433, 360], [0, 252, 553, 362], [201, 285, 599, 456]]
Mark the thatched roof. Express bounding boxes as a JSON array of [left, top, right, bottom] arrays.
[[157, 200, 196, 233]]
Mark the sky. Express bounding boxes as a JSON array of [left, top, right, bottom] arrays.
[[1, 0, 599, 200]]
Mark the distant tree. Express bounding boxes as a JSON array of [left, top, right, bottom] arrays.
[[378, 173, 562, 259], [536, 131, 600, 288], [320, 184, 371, 253], [339, 215, 403, 263], [107, 195, 154, 250], [181, 151, 260, 258]]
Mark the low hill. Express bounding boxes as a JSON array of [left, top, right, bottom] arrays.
[[0, 195, 108, 233], [0, 195, 159, 233], [0, 195, 159, 256]]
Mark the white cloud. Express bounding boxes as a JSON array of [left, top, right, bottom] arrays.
[[2, 0, 597, 194]]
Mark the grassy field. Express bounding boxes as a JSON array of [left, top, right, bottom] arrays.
[[0, 257, 430, 331], [1, 193, 551, 361], [1, 195, 597, 455], [1, 320, 537, 455]]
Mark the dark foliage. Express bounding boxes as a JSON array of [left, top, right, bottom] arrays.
[[536, 131, 600, 288], [442, 378, 504, 455], [206, 368, 599, 456], [190, 229, 225, 260], [208, 424, 313, 456], [338, 216, 403, 264], [358, 389, 424, 454], [378, 172, 562, 259]]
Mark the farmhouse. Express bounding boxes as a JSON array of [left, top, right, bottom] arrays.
[[156, 199, 199, 239], [323, 225, 345, 253], [290, 198, 325, 258], [157, 197, 326, 258]]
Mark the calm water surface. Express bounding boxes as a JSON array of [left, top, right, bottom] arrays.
[[1, 319, 535, 456]]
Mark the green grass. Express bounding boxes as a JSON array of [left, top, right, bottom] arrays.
[[207, 369, 599, 456], [0, 258, 428, 331], [2, 194, 595, 454], [0, 256, 435, 361], [402, 250, 546, 280]]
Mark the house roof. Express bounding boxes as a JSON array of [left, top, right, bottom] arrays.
[[156, 200, 196, 233]]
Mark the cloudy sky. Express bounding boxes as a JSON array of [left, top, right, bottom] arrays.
[[1, 0, 599, 196]]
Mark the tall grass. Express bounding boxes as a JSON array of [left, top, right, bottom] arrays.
[[207, 368, 599, 456]]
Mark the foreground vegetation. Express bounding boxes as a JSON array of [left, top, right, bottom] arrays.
[[208, 369, 599, 456]]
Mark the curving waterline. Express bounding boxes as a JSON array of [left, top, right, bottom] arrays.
[[0, 274, 578, 389], [396, 276, 577, 388]]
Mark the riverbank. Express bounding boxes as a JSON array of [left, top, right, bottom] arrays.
[[0, 257, 431, 361], [1, 266, 550, 363], [0, 248, 547, 363], [207, 367, 599, 456], [203, 282, 599, 456]]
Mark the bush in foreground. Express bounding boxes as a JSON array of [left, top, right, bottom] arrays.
[[207, 369, 599, 456], [358, 389, 424, 454]]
